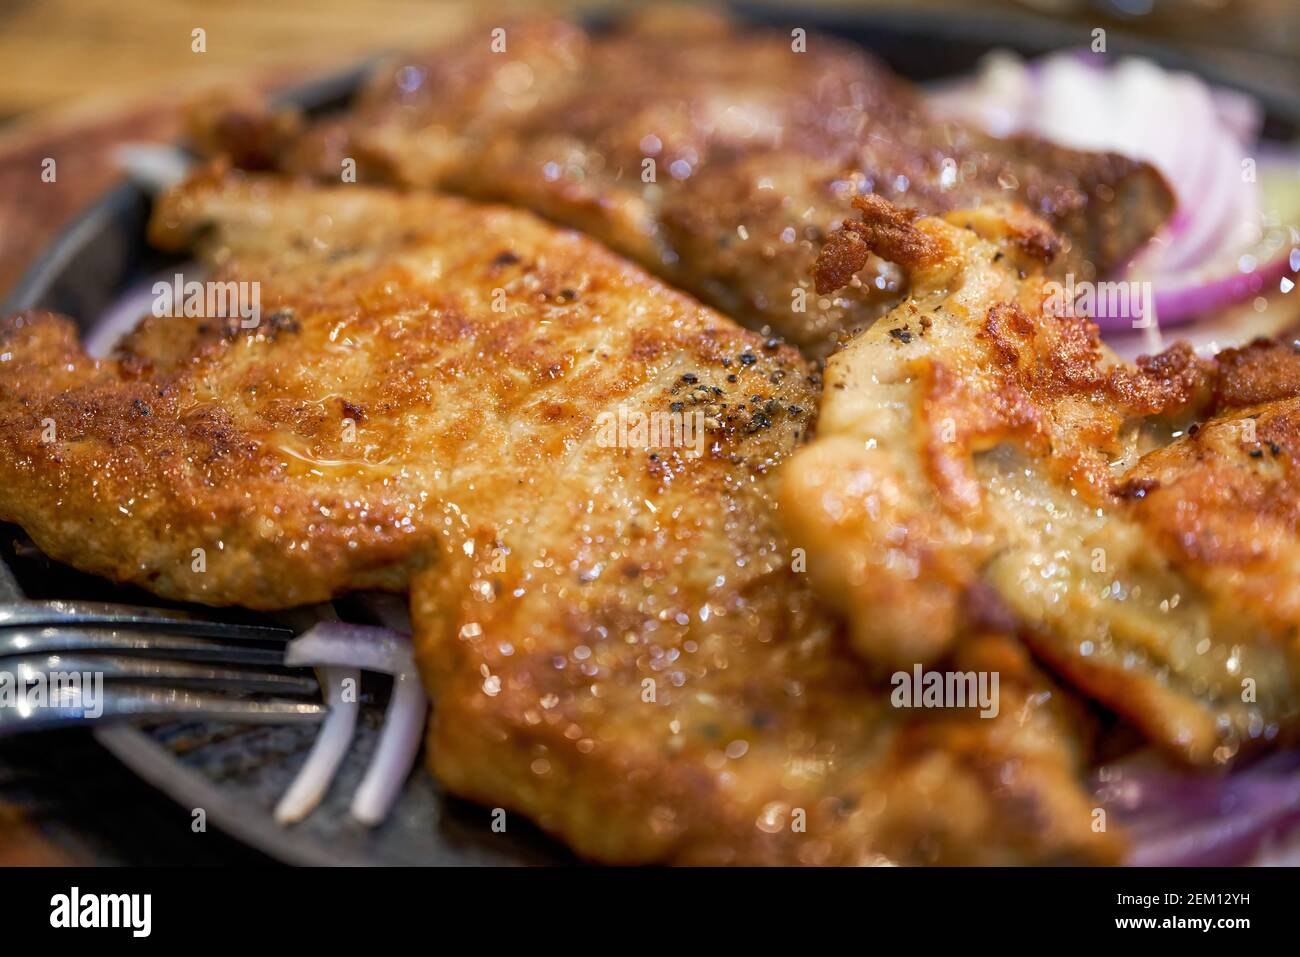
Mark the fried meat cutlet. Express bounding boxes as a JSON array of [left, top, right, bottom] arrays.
[[784, 194, 1300, 766], [191, 9, 1174, 355], [0, 170, 1114, 864]]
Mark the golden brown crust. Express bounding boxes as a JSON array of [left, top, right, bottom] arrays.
[[812, 194, 942, 294], [0, 171, 1116, 864], [1211, 338, 1300, 408], [783, 198, 1300, 766], [416, 546, 1118, 864], [184, 88, 303, 172], [190, 12, 1174, 356], [1119, 396, 1300, 626], [0, 171, 811, 607]]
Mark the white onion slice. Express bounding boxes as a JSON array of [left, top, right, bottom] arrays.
[[274, 664, 361, 824], [89, 146, 430, 829], [113, 143, 193, 194], [351, 672, 426, 826], [1034, 54, 1117, 154], [285, 622, 417, 675], [928, 51, 1033, 138], [86, 263, 205, 359], [284, 622, 429, 828]]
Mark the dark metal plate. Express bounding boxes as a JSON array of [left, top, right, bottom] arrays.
[[2, 5, 1296, 866]]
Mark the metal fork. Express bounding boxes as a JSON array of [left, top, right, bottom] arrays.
[[0, 561, 325, 735]]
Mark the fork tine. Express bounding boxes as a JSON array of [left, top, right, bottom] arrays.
[[0, 627, 288, 663], [0, 600, 292, 640], [0, 684, 327, 737], [6, 654, 319, 695]]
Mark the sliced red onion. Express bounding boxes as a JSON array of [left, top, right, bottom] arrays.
[[1106, 293, 1296, 362], [1250, 830, 1300, 866], [284, 621, 428, 828], [1155, 72, 1219, 211], [1154, 131, 1257, 276], [1104, 159, 1299, 330], [274, 664, 360, 824], [926, 49, 1290, 332], [1152, 253, 1292, 322], [1088, 245, 1294, 330], [1211, 86, 1264, 147], [1097, 752, 1300, 866]]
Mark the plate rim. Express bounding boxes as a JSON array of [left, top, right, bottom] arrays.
[[93, 725, 377, 866]]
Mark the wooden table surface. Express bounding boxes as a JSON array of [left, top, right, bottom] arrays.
[[0, 0, 1295, 865]]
